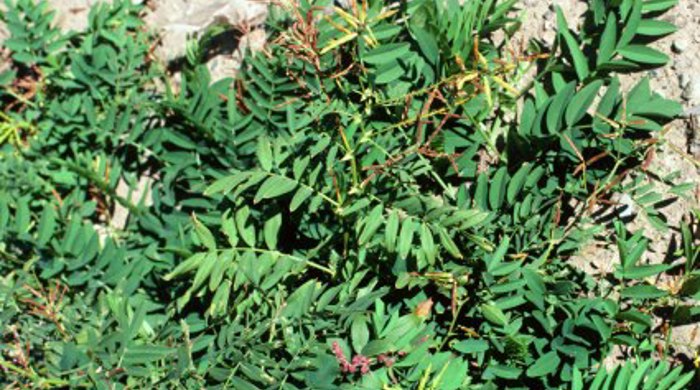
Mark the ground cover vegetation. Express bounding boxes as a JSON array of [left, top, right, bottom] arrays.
[[0, 0, 699, 388]]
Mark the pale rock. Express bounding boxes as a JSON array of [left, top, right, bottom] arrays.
[[0, 0, 269, 68], [679, 73, 691, 88], [681, 75, 700, 103], [148, 0, 267, 63]]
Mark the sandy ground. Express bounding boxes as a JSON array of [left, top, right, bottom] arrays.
[[1, 0, 699, 360]]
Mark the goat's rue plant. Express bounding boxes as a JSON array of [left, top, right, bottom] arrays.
[[0, 0, 698, 388]]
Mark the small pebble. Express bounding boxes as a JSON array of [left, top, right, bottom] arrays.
[[672, 38, 689, 53], [617, 194, 636, 219]]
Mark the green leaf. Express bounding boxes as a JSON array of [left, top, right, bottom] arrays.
[[385, 209, 400, 252], [618, 310, 653, 328], [123, 345, 175, 365], [14, 198, 30, 234], [165, 253, 206, 280], [597, 12, 617, 66], [615, 362, 633, 389], [359, 205, 384, 245], [127, 301, 148, 340], [208, 253, 228, 292], [667, 370, 695, 390], [398, 219, 416, 259], [254, 175, 297, 203], [281, 280, 318, 319], [556, 7, 590, 81], [193, 216, 216, 251], [205, 172, 250, 195], [228, 377, 260, 390], [620, 285, 668, 300], [362, 340, 392, 356], [618, 0, 642, 48], [526, 351, 560, 377], [681, 222, 697, 271], [0, 69, 17, 86], [633, 96, 682, 119], [411, 26, 439, 65], [442, 209, 489, 229], [209, 280, 231, 317], [351, 316, 370, 353], [236, 207, 257, 247], [221, 213, 239, 247], [485, 364, 522, 379], [363, 43, 411, 65], [487, 236, 509, 271], [341, 198, 371, 216], [438, 228, 462, 259], [618, 45, 669, 65], [257, 136, 273, 171], [452, 339, 489, 354], [637, 20, 677, 36], [489, 167, 508, 210], [565, 80, 603, 127], [419, 223, 436, 265], [506, 163, 532, 204], [547, 82, 576, 133], [481, 303, 508, 326], [263, 213, 282, 249], [190, 252, 218, 291], [475, 172, 489, 210], [642, 0, 678, 13], [36, 205, 57, 246], [290, 187, 313, 212], [622, 264, 670, 279], [375, 61, 404, 84], [572, 367, 584, 390], [628, 359, 653, 390]]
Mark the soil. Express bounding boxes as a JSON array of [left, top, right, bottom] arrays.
[[1, 0, 699, 362]]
